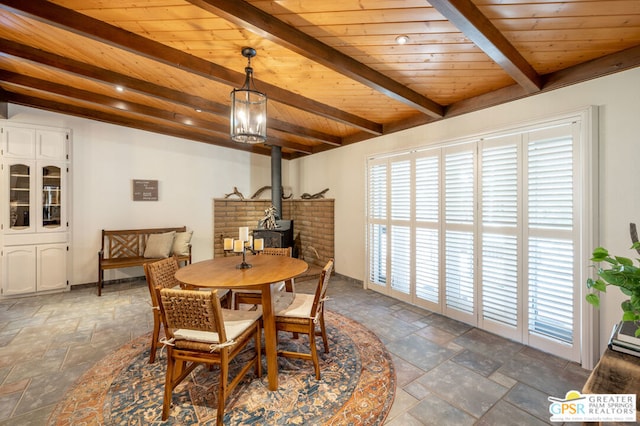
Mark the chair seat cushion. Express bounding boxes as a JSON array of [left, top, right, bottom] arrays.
[[173, 309, 261, 343], [275, 293, 314, 318], [273, 291, 295, 312]]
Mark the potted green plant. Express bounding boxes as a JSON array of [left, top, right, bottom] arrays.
[[586, 243, 640, 337]]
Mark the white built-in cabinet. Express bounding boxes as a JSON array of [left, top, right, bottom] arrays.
[[1, 123, 71, 297]]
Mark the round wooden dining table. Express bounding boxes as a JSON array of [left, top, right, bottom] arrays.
[[174, 254, 308, 391]]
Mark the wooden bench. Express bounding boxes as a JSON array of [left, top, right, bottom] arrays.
[[98, 227, 192, 296]]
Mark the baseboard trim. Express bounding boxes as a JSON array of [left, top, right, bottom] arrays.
[[71, 276, 144, 291]]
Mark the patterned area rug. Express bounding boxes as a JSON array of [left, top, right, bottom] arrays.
[[48, 311, 395, 425]]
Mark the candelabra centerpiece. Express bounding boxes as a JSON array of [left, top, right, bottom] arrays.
[[223, 226, 264, 269]]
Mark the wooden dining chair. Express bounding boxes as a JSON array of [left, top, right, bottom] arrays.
[[274, 258, 334, 380], [232, 246, 295, 310], [157, 288, 262, 425], [144, 256, 230, 363]]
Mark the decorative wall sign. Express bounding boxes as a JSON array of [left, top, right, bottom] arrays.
[[132, 179, 158, 201]]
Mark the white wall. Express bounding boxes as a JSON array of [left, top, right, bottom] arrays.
[[4, 105, 273, 285], [291, 67, 640, 354]]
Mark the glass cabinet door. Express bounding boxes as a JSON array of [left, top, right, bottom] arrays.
[[9, 163, 31, 230], [41, 165, 62, 229]]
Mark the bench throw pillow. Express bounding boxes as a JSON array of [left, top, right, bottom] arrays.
[[172, 230, 193, 256], [144, 231, 176, 258]]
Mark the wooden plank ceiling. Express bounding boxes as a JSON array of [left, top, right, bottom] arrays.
[[0, 0, 639, 158]]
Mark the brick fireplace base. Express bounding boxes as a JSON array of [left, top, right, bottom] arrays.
[[213, 199, 335, 276]]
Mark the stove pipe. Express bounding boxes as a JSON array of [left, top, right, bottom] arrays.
[[271, 145, 282, 218]]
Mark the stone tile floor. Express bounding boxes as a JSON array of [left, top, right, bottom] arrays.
[[0, 275, 592, 425]]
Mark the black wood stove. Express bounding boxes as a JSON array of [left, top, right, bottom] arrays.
[[252, 219, 294, 251]]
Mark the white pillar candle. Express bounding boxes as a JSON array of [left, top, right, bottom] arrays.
[[223, 238, 233, 250], [239, 226, 249, 242], [233, 239, 244, 252], [254, 238, 264, 251], [247, 236, 253, 249]]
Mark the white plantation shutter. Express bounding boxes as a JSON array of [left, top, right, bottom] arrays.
[[482, 233, 518, 326], [416, 156, 439, 222], [445, 147, 475, 317], [445, 230, 474, 313], [480, 142, 519, 332], [390, 158, 412, 295], [528, 238, 574, 343], [369, 223, 386, 284], [368, 162, 387, 286], [416, 154, 440, 304], [391, 226, 411, 294], [367, 113, 592, 363], [445, 150, 474, 224], [391, 160, 411, 220], [528, 135, 573, 230], [481, 144, 518, 228], [526, 127, 575, 345], [369, 163, 386, 220], [416, 227, 439, 303]]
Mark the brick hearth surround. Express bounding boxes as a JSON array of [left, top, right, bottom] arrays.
[[213, 199, 335, 276]]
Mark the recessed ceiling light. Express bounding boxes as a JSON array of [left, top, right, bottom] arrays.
[[115, 85, 124, 92], [195, 108, 202, 113], [395, 35, 410, 45]]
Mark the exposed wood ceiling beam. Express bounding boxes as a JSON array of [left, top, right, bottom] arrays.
[[0, 70, 226, 131], [0, 71, 314, 155], [1, 0, 635, 160], [0, 38, 342, 147], [267, 121, 342, 146], [428, 0, 542, 93], [0, 39, 226, 114], [3, 92, 277, 156], [445, 83, 527, 118], [0, 0, 382, 135], [264, 138, 313, 155], [187, 0, 444, 119], [340, 114, 437, 148], [544, 45, 640, 91], [447, 45, 640, 117], [297, 111, 438, 156], [339, 44, 640, 143]]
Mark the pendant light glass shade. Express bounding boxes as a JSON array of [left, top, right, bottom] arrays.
[[230, 47, 267, 144]]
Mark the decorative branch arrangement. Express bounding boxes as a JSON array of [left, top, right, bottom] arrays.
[[224, 187, 244, 199], [251, 186, 293, 199], [224, 186, 329, 200], [301, 188, 329, 199]]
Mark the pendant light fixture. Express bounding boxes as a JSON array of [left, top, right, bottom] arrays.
[[230, 47, 267, 143]]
